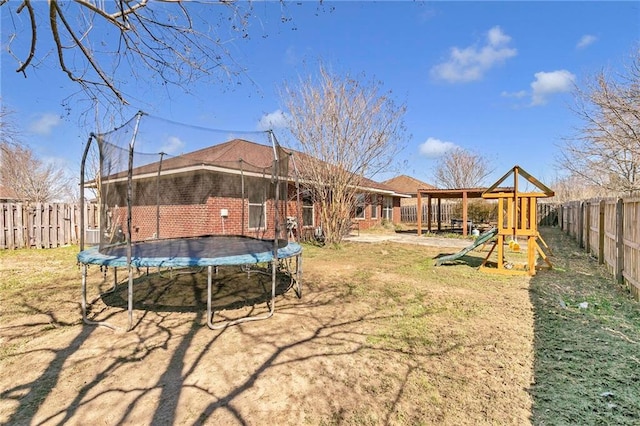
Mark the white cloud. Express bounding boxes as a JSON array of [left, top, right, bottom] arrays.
[[159, 136, 185, 154], [419, 137, 458, 158], [430, 26, 517, 83], [28, 113, 61, 135], [530, 70, 575, 106], [258, 109, 290, 130], [487, 26, 510, 46], [576, 34, 597, 49], [501, 90, 528, 99]]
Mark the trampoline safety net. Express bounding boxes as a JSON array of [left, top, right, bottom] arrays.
[[80, 112, 298, 252]]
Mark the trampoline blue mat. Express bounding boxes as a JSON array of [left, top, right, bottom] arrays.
[[77, 235, 302, 268]]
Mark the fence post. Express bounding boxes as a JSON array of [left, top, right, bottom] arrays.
[[44, 203, 51, 248], [51, 203, 59, 247], [416, 192, 422, 235], [8, 204, 16, 249], [584, 201, 591, 253], [578, 201, 585, 248], [33, 203, 41, 248], [598, 199, 605, 264], [615, 198, 624, 283], [0, 203, 5, 249]]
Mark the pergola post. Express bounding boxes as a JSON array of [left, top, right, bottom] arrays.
[[427, 194, 432, 233], [417, 191, 422, 235], [462, 191, 469, 236]]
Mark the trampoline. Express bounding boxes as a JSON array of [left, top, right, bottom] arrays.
[[78, 112, 304, 331], [79, 236, 302, 330], [78, 235, 301, 268]]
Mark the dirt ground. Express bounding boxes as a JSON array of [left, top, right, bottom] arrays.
[[1, 233, 535, 425]]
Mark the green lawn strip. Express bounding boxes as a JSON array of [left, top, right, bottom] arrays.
[[530, 228, 640, 425]]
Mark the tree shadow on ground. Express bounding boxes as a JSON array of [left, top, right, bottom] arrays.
[[98, 265, 295, 313], [1, 319, 98, 425], [2, 289, 477, 425], [1, 263, 491, 425]]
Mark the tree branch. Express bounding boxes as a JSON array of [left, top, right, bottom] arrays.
[[50, 0, 128, 104], [15, 0, 36, 74], [73, 0, 130, 31]]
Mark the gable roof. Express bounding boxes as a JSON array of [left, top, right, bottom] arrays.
[[483, 165, 554, 198], [382, 175, 435, 195], [102, 139, 407, 197], [104, 139, 277, 181]]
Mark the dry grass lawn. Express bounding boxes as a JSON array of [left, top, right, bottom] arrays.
[[1, 227, 637, 425]]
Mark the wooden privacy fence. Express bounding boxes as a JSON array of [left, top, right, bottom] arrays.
[[401, 201, 559, 227], [559, 197, 640, 300], [538, 202, 559, 226], [0, 203, 99, 249], [401, 202, 455, 224]]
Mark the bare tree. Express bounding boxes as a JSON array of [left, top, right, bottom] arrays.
[[281, 64, 407, 245], [559, 48, 640, 196], [1, 142, 74, 202], [0, 105, 76, 202], [433, 147, 493, 189], [547, 173, 609, 203], [0, 104, 19, 148], [1, 1, 283, 113]]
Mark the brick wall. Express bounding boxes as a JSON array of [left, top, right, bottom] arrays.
[[102, 173, 402, 242]]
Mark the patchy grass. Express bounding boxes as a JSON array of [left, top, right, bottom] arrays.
[[529, 228, 640, 425], [0, 245, 83, 325], [419, 231, 475, 240], [0, 230, 637, 425]]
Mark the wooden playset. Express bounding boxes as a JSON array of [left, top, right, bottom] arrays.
[[480, 165, 554, 276]]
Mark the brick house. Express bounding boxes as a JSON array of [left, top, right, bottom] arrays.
[[382, 175, 435, 206], [98, 139, 407, 242]]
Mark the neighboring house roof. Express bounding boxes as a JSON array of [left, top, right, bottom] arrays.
[[0, 184, 20, 202], [103, 138, 408, 197], [382, 175, 435, 196]]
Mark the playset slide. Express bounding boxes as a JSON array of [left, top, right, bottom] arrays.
[[434, 227, 498, 266]]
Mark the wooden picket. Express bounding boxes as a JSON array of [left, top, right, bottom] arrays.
[[560, 196, 640, 301], [622, 198, 640, 300], [400, 201, 455, 225], [0, 203, 93, 249]]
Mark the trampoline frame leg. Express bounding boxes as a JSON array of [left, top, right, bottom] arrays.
[[81, 252, 301, 332], [294, 254, 302, 298], [126, 266, 134, 331], [81, 264, 117, 330], [207, 261, 277, 330]]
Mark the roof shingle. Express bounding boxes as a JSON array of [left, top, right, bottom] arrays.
[[382, 175, 435, 195]]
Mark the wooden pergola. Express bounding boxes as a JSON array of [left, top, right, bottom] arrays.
[[416, 188, 488, 236]]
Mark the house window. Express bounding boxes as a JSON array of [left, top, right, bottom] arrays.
[[371, 196, 378, 219], [302, 193, 314, 227], [248, 184, 266, 229], [383, 196, 393, 221], [354, 194, 366, 219]]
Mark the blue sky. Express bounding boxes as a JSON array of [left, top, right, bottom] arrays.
[[2, 1, 639, 190]]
